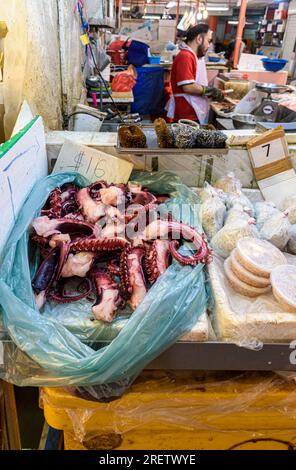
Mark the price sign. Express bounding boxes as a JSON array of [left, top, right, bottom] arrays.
[[249, 137, 286, 168], [247, 126, 296, 207], [247, 126, 291, 180]]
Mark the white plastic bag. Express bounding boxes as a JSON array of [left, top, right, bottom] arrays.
[[200, 196, 226, 240], [214, 172, 241, 194], [288, 225, 296, 254], [211, 218, 259, 259], [260, 212, 291, 251], [224, 205, 252, 226], [254, 201, 280, 230], [226, 191, 254, 216]]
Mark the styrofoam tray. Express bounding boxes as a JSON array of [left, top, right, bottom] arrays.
[[208, 254, 296, 344]]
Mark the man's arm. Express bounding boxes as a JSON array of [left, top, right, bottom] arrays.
[[182, 83, 224, 101], [182, 83, 204, 96]]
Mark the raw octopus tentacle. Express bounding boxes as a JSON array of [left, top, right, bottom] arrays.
[[49, 188, 62, 219], [89, 181, 109, 200], [41, 188, 62, 219], [145, 239, 171, 284], [76, 187, 106, 224], [32, 242, 70, 309], [120, 246, 148, 309], [91, 270, 123, 322], [107, 259, 121, 276], [32, 216, 100, 240], [48, 278, 93, 304], [143, 220, 211, 266], [70, 237, 130, 253], [31, 234, 49, 248]]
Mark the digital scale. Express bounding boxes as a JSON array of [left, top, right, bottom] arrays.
[[252, 83, 290, 122]]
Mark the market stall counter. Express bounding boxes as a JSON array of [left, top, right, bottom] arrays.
[[2, 116, 296, 450]]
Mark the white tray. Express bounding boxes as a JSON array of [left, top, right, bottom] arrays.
[[209, 254, 296, 344]]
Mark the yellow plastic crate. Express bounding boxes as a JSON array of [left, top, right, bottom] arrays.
[[41, 371, 296, 450]]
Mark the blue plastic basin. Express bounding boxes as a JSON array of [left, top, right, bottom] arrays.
[[261, 58, 288, 72], [148, 56, 161, 64], [208, 56, 221, 63]]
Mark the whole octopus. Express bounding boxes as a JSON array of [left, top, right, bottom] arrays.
[[31, 181, 211, 322]]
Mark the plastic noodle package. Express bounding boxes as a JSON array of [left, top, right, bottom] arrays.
[[224, 205, 252, 226], [211, 218, 259, 259], [280, 194, 296, 212], [225, 191, 254, 216], [286, 205, 296, 225], [254, 201, 280, 230], [260, 212, 291, 251], [0, 171, 208, 400], [198, 182, 227, 204], [288, 225, 296, 254], [214, 172, 242, 194], [199, 196, 226, 240]]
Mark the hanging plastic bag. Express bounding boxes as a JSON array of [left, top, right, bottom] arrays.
[[0, 171, 207, 400]]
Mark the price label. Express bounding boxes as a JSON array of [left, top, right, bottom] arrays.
[[248, 137, 286, 169], [80, 34, 90, 46]]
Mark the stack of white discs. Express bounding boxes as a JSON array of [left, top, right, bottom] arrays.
[[271, 265, 296, 313], [224, 237, 287, 297]]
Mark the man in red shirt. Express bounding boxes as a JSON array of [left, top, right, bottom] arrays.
[[166, 23, 224, 123]]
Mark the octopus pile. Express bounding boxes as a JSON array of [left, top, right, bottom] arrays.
[[31, 181, 211, 323]]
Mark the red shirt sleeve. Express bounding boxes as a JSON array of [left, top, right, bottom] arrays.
[[174, 51, 196, 87]]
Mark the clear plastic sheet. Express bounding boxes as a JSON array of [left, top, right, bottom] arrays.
[[0, 171, 207, 400], [39, 370, 296, 447]]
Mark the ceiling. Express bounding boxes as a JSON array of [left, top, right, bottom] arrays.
[[121, 0, 284, 11]]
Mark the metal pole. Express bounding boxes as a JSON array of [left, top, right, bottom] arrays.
[[232, 0, 248, 69], [175, 0, 180, 42]]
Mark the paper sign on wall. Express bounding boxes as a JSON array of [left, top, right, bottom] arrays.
[[53, 140, 133, 184]]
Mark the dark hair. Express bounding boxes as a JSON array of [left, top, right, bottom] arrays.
[[185, 23, 210, 44]]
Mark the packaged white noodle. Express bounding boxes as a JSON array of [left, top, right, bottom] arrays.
[[200, 196, 226, 240], [254, 201, 280, 230], [226, 191, 254, 216], [286, 205, 296, 225], [211, 218, 259, 259], [224, 204, 252, 226], [213, 172, 242, 194], [288, 225, 296, 254], [280, 195, 296, 211], [199, 182, 217, 203], [260, 212, 291, 251], [199, 182, 226, 204]]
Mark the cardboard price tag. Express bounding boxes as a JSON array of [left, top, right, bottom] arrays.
[[246, 126, 290, 180], [53, 140, 133, 185], [249, 137, 286, 168], [246, 126, 296, 207]]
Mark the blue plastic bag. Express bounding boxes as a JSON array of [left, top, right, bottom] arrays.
[[0, 171, 207, 399], [128, 40, 149, 67], [131, 67, 165, 115]]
